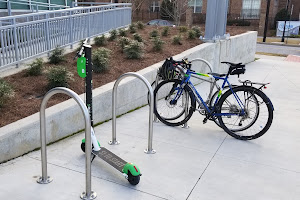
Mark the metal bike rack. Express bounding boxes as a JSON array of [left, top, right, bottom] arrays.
[[109, 72, 156, 154], [37, 87, 97, 200]]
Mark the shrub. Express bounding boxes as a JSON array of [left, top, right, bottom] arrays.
[[92, 47, 111, 73], [46, 67, 73, 89], [123, 40, 144, 59], [191, 26, 202, 38], [172, 35, 182, 45], [94, 35, 107, 46], [118, 28, 127, 37], [49, 46, 64, 64], [161, 27, 169, 36], [187, 30, 197, 40], [151, 37, 165, 51], [108, 29, 118, 41], [290, 34, 300, 38], [227, 19, 251, 26], [0, 79, 14, 108], [136, 21, 145, 29], [179, 26, 188, 33], [26, 58, 44, 76], [133, 33, 143, 42], [149, 30, 159, 38], [118, 37, 131, 51], [129, 24, 136, 33]]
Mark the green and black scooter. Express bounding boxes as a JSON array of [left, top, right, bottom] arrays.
[[76, 39, 141, 185]]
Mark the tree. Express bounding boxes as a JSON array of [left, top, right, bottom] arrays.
[[274, 8, 290, 29], [160, 0, 189, 26]]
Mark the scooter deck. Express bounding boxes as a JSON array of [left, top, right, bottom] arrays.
[[92, 147, 127, 172]]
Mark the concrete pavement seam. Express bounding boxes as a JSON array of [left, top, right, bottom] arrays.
[[185, 135, 228, 200], [27, 156, 170, 200], [214, 153, 300, 174]]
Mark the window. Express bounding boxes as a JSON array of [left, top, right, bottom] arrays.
[[150, 1, 160, 12], [188, 0, 202, 13], [241, 0, 261, 19]]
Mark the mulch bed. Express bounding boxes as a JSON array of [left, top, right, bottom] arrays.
[[0, 25, 255, 127]]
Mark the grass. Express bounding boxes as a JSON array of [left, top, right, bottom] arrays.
[[256, 52, 287, 57], [257, 37, 300, 45]]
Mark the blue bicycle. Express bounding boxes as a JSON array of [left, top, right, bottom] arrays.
[[153, 58, 274, 140]]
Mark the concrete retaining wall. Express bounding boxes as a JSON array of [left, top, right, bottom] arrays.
[[0, 31, 257, 163]]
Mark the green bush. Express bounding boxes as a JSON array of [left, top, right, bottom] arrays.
[[161, 27, 169, 36], [136, 21, 145, 29], [187, 30, 197, 39], [227, 19, 251, 26], [123, 40, 144, 59], [94, 35, 107, 46], [49, 46, 65, 64], [118, 28, 127, 37], [92, 47, 111, 73], [149, 30, 159, 38], [46, 67, 73, 89], [129, 24, 136, 34], [0, 79, 14, 108], [118, 37, 131, 51], [290, 34, 300, 38], [191, 26, 202, 38], [108, 29, 118, 41], [133, 33, 143, 42], [179, 26, 188, 33], [151, 37, 165, 51], [172, 35, 182, 45], [26, 58, 44, 76]]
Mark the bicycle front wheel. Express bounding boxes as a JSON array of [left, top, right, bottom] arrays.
[[154, 79, 196, 126], [217, 86, 273, 140]]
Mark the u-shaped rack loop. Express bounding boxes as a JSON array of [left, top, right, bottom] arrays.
[[109, 72, 156, 154], [37, 87, 96, 200]]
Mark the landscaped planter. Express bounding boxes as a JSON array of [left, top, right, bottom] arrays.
[[0, 31, 257, 163]]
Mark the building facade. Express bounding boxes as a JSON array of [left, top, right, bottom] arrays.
[[132, 0, 300, 31]]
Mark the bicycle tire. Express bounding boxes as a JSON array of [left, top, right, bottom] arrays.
[[154, 79, 196, 126], [216, 86, 273, 140]]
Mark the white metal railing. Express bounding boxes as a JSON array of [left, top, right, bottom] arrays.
[[0, 0, 70, 17], [0, 3, 132, 68]]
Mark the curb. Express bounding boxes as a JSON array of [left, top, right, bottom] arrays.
[[257, 42, 300, 48]]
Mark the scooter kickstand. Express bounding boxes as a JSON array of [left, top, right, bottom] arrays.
[[91, 154, 96, 163]]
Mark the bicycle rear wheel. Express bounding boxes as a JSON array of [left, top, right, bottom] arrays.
[[216, 86, 273, 140], [154, 79, 196, 126]]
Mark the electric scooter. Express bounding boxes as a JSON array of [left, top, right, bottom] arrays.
[[76, 39, 141, 185]]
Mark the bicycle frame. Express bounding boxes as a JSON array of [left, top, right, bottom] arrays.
[[173, 69, 246, 117]]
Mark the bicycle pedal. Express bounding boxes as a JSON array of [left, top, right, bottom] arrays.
[[203, 118, 208, 124]]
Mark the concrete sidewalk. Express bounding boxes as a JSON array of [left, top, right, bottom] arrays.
[[1, 56, 300, 200]]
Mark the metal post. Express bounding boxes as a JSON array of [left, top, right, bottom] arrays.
[[263, 0, 271, 43], [12, 18, 20, 68], [109, 72, 156, 154], [45, 14, 51, 56], [69, 10, 73, 49], [7, 0, 12, 16], [37, 87, 96, 200], [281, 0, 290, 42], [204, 0, 229, 41]]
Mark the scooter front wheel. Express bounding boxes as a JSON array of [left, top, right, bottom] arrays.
[[127, 171, 140, 185]]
